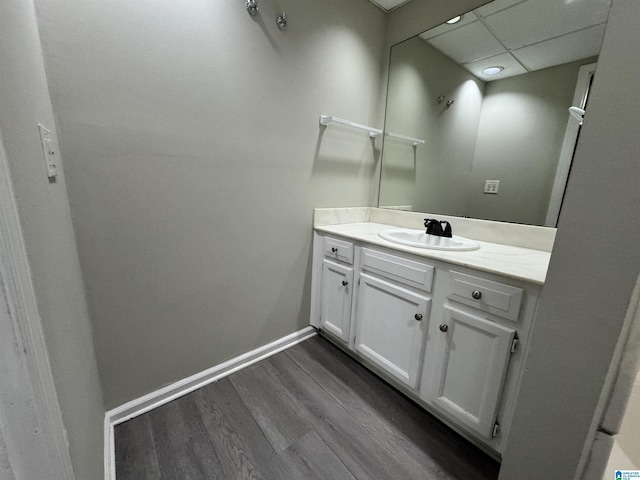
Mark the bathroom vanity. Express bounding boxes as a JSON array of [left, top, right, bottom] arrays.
[[310, 208, 554, 457]]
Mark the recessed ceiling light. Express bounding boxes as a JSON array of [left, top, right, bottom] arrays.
[[446, 15, 463, 24], [482, 66, 504, 75]]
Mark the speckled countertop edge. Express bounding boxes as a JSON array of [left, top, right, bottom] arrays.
[[315, 222, 550, 285]]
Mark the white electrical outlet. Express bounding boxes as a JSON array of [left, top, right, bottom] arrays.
[[38, 124, 57, 178], [484, 180, 500, 194]]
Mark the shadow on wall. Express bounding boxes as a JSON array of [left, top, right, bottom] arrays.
[[313, 123, 381, 175], [311, 121, 382, 208]]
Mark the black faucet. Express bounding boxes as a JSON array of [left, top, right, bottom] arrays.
[[424, 218, 442, 236], [440, 221, 452, 238], [424, 218, 453, 238]]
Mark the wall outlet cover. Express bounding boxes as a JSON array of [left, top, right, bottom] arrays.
[[484, 180, 500, 194], [38, 124, 57, 178]]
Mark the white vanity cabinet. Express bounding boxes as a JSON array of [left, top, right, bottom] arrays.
[[418, 268, 539, 447], [353, 248, 433, 389], [319, 259, 353, 343], [426, 303, 517, 439], [317, 236, 355, 344], [310, 230, 541, 455]]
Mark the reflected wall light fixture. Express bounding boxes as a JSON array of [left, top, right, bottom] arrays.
[[446, 15, 463, 24], [438, 95, 454, 108], [482, 66, 504, 75]]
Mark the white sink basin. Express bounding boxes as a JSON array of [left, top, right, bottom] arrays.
[[379, 228, 480, 251]]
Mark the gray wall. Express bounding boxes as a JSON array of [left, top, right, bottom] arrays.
[[467, 60, 586, 225], [379, 37, 485, 214], [0, 0, 105, 478], [500, 0, 640, 477], [35, 0, 388, 408]]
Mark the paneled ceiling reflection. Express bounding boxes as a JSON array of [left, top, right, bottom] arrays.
[[369, 0, 610, 82]]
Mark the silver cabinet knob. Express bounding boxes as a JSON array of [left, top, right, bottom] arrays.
[[331, 247, 338, 253], [472, 290, 482, 300], [414, 313, 423, 321], [342, 280, 348, 286], [439, 324, 449, 332]]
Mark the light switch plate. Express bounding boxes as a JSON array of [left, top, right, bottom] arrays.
[[484, 180, 500, 194], [38, 124, 57, 178]]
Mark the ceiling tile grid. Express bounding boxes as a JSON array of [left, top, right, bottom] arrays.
[[427, 21, 506, 64], [512, 23, 606, 71], [483, 0, 610, 50], [408, 0, 611, 81]]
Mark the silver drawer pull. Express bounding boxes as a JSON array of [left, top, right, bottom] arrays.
[[331, 247, 338, 253], [342, 280, 349, 286], [414, 313, 423, 321], [472, 290, 482, 300], [439, 324, 448, 333]]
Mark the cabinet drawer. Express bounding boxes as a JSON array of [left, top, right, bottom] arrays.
[[361, 248, 434, 292], [448, 271, 523, 322], [323, 236, 354, 264]]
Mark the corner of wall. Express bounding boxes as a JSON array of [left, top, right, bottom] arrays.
[[0, 0, 105, 478]]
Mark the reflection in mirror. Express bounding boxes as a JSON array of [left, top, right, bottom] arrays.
[[378, 0, 611, 227]]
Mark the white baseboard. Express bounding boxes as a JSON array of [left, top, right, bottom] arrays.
[[104, 326, 317, 480]]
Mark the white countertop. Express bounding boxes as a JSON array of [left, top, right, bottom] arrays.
[[315, 222, 551, 285]]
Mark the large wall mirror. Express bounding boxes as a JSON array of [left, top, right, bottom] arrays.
[[378, 0, 611, 227]]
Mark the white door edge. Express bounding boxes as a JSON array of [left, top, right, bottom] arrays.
[[0, 128, 75, 479]]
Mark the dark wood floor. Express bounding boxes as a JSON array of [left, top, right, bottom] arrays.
[[115, 335, 500, 479]]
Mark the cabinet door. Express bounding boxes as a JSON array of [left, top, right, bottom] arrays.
[[320, 259, 354, 343], [429, 305, 516, 438], [355, 273, 430, 389]]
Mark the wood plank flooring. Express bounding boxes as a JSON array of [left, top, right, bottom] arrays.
[[115, 335, 500, 479]]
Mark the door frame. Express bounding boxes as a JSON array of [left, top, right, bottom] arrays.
[[0, 129, 75, 479], [545, 62, 598, 227], [577, 273, 640, 479]]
